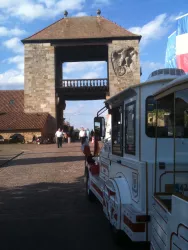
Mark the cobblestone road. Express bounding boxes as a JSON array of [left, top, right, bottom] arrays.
[[0, 143, 144, 250]]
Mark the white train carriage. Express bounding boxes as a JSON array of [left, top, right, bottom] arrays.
[[85, 68, 188, 249]]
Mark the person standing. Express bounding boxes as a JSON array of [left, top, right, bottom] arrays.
[[55, 128, 63, 148], [79, 127, 86, 145]]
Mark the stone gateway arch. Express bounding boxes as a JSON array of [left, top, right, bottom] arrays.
[[22, 11, 141, 130]]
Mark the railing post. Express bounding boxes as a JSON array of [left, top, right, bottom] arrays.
[[61, 78, 108, 89]]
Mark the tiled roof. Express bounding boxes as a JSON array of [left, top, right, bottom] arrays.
[[0, 90, 49, 131], [0, 112, 49, 131], [0, 90, 24, 113], [22, 16, 141, 42]]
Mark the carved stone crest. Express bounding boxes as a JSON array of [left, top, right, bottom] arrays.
[[111, 47, 138, 77]]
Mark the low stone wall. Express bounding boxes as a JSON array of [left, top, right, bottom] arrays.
[[0, 131, 41, 143]]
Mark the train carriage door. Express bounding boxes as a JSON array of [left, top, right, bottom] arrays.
[[174, 88, 188, 195], [147, 94, 174, 193]]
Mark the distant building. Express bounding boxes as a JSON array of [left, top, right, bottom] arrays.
[[0, 90, 56, 142]]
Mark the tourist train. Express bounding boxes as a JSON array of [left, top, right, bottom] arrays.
[[85, 68, 188, 249]]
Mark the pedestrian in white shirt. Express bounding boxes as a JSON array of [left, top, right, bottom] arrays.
[[55, 128, 63, 148], [79, 127, 86, 145]]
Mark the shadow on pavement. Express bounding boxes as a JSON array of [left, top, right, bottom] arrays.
[[8, 156, 85, 167], [0, 177, 149, 250], [0, 177, 124, 250]]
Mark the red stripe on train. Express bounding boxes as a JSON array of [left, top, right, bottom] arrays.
[[124, 215, 145, 232], [91, 182, 103, 198]]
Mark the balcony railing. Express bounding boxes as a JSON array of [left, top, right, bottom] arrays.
[[61, 78, 108, 88]]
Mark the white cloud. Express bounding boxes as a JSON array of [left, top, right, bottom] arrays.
[[82, 72, 100, 79], [0, 0, 86, 21], [14, 3, 46, 20], [0, 69, 24, 88], [63, 61, 107, 80], [63, 61, 106, 74], [141, 61, 164, 71], [56, 0, 85, 12], [0, 26, 26, 37], [129, 13, 176, 46], [141, 60, 164, 81], [4, 55, 24, 71], [0, 0, 26, 8], [75, 12, 87, 17], [3, 37, 23, 53], [0, 13, 6, 22], [5, 55, 23, 64], [1, 42, 24, 89], [39, 0, 55, 8]]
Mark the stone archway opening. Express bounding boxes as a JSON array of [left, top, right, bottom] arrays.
[[56, 60, 108, 128], [64, 99, 107, 130], [62, 61, 108, 129], [55, 45, 109, 128]]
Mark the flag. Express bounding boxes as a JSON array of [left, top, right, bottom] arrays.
[[165, 31, 177, 68], [176, 13, 188, 73]]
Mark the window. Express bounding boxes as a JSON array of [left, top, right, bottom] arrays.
[[175, 88, 188, 138], [111, 106, 123, 156], [125, 101, 136, 155], [146, 95, 174, 137], [9, 100, 14, 105]]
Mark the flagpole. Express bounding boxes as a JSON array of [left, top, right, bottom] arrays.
[[176, 12, 188, 20]]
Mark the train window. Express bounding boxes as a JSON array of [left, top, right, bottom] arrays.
[[175, 88, 188, 138], [146, 95, 174, 138], [125, 101, 136, 155], [111, 106, 123, 156]]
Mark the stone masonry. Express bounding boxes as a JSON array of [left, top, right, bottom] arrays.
[[1, 131, 41, 142], [108, 40, 140, 96], [24, 43, 56, 119]]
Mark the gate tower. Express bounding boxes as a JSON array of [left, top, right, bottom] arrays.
[[22, 10, 141, 129]]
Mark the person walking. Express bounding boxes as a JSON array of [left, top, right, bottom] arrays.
[[79, 127, 86, 145], [55, 128, 63, 148]]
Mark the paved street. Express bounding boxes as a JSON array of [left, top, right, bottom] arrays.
[[0, 143, 144, 250]]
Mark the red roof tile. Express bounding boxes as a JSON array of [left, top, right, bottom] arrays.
[[0, 90, 24, 113], [22, 16, 141, 42], [0, 112, 49, 131], [0, 90, 49, 131]]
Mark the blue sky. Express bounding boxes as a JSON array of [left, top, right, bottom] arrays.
[[0, 0, 187, 129]]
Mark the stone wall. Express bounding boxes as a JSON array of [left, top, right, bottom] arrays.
[[43, 115, 57, 138], [108, 40, 140, 97], [24, 43, 56, 119], [0, 123, 56, 142], [0, 131, 41, 142]]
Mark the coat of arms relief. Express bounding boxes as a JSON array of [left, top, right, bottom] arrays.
[[111, 47, 138, 77]]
